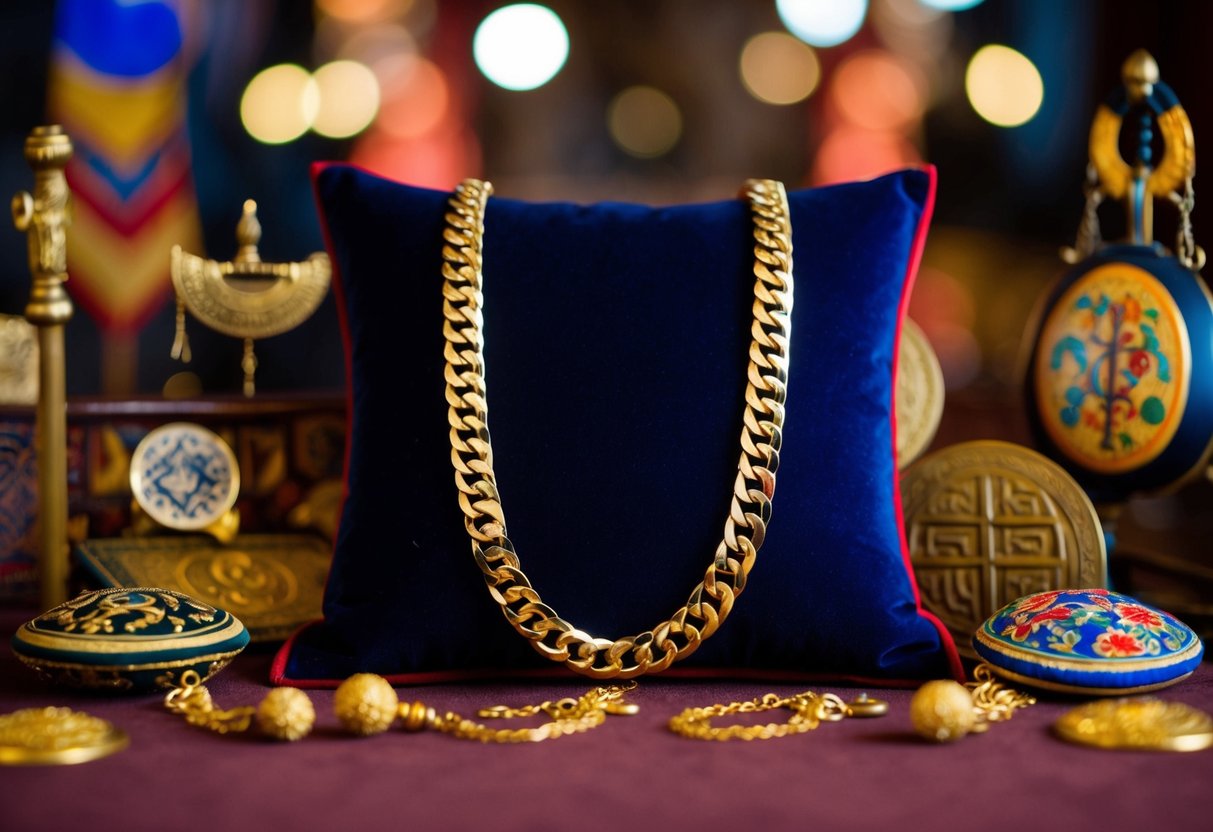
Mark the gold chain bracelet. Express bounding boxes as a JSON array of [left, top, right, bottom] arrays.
[[164, 671, 637, 744], [441, 178, 795, 679], [669, 691, 888, 741]]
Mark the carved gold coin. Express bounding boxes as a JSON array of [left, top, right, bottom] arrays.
[[1054, 698, 1213, 752], [901, 440, 1107, 659], [896, 318, 945, 469], [0, 707, 128, 765]]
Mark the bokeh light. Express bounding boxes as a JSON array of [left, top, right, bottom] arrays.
[[965, 44, 1044, 127], [473, 4, 569, 91], [608, 86, 682, 158], [872, 0, 954, 63], [311, 61, 380, 139], [920, 0, 985, 11], [812, 126, 919, 186], [241, 64, 319, 144], [315, 0, 413, 24], [740, 32, 821, 105], [376, 56, 449, 139], [336, 23, 417, 68], [830, 50, 925, 131], [776, 0, 868, 48]]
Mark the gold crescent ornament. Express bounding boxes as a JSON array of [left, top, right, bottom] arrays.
[[170, 200, 331, 397]]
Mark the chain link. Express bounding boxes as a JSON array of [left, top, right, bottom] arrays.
[[441, 179, 795, 678], [163, 670, 255, 734], [668, 691, 850, 741]]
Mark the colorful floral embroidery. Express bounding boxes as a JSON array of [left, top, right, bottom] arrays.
[[990, 589, 1191, 658], [1094, 628, 1147, 657], [1114, 602, 1165, 631]]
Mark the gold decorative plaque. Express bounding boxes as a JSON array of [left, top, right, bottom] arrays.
[[76, 534, 330, 643], [896, 317, 945, 470], [901, 440, 1107, 658], [1054, 698, 1213, 752]]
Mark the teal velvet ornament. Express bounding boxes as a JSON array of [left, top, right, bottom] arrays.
[[12, 588, 250, 693]]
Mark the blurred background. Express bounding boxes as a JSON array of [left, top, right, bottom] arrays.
[[0, 0, 1209, 401]]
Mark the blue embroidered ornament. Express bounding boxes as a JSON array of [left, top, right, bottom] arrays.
[[973, 588, 1203, 695], [1025, 51, 1213, 503]]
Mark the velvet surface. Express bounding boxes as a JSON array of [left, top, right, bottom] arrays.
[[279, 165, 957, 684], [2, 609, 1210, 832]]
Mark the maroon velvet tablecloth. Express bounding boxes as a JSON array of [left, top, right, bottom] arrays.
[[2, 606, 1211, 832]]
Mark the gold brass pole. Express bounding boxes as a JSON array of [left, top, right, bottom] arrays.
[[11, 125, 74, 610]]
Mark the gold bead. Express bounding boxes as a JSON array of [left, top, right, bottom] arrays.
[[255, 687, 315, 742], [909, 680, 976, 743], [334, 673, 399, 736], [400, 701, 435, 732]]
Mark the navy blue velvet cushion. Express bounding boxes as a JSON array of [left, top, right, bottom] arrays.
[[274, 164, 960, 685]]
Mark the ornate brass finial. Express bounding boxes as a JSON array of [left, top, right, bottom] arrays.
[[170, 201, 330, 397], [11, 124, 74, 610], [1122, 49, 1159, 103], [1073, 50, 1201, 265], [234, 199, 261, 265]]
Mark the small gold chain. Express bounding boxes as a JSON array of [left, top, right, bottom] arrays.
[[441, 179, 795, 678], [164, 670, 637, 744], [966, 663, 1036, 729], [669, 690, 885, 741]]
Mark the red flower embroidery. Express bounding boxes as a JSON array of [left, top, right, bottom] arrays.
[[1115, 603, 1164, 631], [1014, 591, 1061, 615], [1005, 606, 1073, 641], [1094, 629, 1145, 658]]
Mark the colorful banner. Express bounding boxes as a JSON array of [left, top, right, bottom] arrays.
[[48, 0, 202, 335]]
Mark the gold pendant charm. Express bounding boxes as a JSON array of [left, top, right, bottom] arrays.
[[170, 200, 331, 397], [0, 707, 128, 766], [1054, 698, 1213, 752]]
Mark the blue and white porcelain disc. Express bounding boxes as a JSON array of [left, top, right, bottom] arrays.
[[129, 423, 240, 531]]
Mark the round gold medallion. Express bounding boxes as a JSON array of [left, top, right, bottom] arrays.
[[0, 707, 128, 766], [1054, 698, 1213, 752], [901, 441, 1107, 659], [896, 318, 945, 470], [1034, 263, 1190, 475]]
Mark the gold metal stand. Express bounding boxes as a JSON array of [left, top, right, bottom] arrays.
[[11, 125, 74, 610]]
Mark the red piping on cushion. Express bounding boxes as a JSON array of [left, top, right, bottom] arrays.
[[891, 165, 965, 683], [269, 161, 355, 686]]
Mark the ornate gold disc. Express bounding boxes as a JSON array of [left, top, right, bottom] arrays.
[[896, 317, 945, 470], [0, 707, 128, 765], [900, 440, 1107, 658], [1054, 698, 1213, 752]]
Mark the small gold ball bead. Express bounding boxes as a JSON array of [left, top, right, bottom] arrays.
[[256, 687, 315, 742], [909, 680, 977, 743], [401, 701, 435, 732], [334, 673, 399, 736]]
